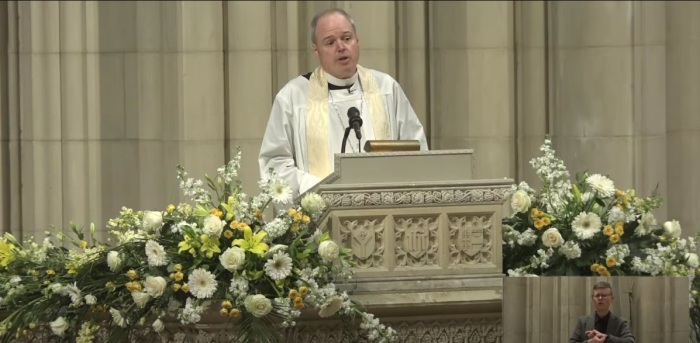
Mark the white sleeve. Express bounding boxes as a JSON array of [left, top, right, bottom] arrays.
[[259, 93, 322, 198], [392, 82, 429, 151]]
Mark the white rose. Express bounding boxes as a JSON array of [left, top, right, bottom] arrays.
[[152, 319, 164, 333], [318, 240, 340, 263], [144, 276, 167, 298], [84, 294, 97, 305], [50, 317, 69, 337], [663, 220, 682, 238], [142, 211, 164, 234], [541, 228, 564, 248], [318, 296, 343, 318], [301, 193, 326, 215], [244, 294, 272, 317], [107, 251, 122, 272], [219, 247, 246, 272], [686, 253, 699, 269], [131, 292, 152, 309], [510, 190, 531, 213], [202, 214, 224, 238]]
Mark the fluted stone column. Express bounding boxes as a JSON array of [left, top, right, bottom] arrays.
[[666, 2, 700, 237], [547, 1, 668, 218], [514, 1, 547, 185], [430, 1, 516, 180]]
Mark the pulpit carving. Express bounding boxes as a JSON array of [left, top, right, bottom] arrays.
[[394, 216, 439, 267], [338, 218, 385, 269], [448, 214, 493, 265]]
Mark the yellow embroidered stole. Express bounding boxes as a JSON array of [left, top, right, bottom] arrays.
[[306, 65, 390, 179]]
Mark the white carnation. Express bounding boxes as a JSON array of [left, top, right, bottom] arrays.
[[663, 220, 682, 238], [301, 193, 326, 215], [131, 292, 151, 309], [318, 240, 340, 263], [84, 294, 97, 305], [142, 211, 164, 234], [144, 276, 167, 298], [685, 253, 699, 268], [559, 241, 582, 260], [106, 251, 122, 272]]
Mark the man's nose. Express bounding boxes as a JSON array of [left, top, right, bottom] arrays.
[[335, 41, 347, 52]]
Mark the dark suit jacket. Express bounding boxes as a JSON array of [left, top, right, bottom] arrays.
[[570, 311, 636, 343]]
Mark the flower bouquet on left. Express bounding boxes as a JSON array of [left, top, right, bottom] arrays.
[[0, 150, 397, 343]]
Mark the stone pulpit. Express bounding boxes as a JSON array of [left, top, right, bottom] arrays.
[[287, 150, 512, 342]]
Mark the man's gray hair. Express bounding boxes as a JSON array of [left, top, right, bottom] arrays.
[[593, 281, 613, 294], [310, 8, 357, 44]]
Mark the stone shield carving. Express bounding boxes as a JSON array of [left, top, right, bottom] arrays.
[[403, 224, 429, 259], [456, 217, 485, 257], [351, 225, 376, 260]]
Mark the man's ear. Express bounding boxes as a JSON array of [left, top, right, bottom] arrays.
[[312, 44, 318, 57]]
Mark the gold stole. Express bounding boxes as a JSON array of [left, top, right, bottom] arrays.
[[306, 65, 390, 179]]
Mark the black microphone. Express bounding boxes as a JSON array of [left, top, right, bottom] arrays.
[[347, 107, 363, 140]]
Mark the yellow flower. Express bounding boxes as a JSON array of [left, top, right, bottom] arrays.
[[590, 263, 600, 272], [223, 230, 234, 239], [254, 209, 264, 220], [199, 234, 222, 259], [293, 212, 303, 222], [596, 265, 608, 274], [299, 286, 309, 296], [126, 269, 138, 280], [181, 283, 190, 293], [289, 289, 300, 299], [599, 270, 611, 276], [302, 215, 311, 224], [171, 271, 184, 282], [221, 300, 232, 309], [615, 222, 624, 236], [178, 235, 199, 256], [606, 256, 617, 267], [603, 225, 614, 236], [534, 219, 545, 230], [80, 240, 89, 249], [166, 204, 176, 213], [293, 297, 305, 309], [609, 234, 620, 244], [229, 221, 240, 229], [171, 283, 181, 292], [541, 217, 551, 226], [291, 224, 300, 233], [210, 208, 224, 219], [46, 269, 56, 277], [0, 239, 17, 267], [219, 308, 229, 316], [232, 226, 269, 257], [126, 281, 142, 293], [288, 208, 297, 217], [530, 208, 541, 219], [228, 308, 241, 318], [174, 264, 183, 272]]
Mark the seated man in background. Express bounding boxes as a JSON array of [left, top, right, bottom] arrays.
[[258, 8, 428, 198]]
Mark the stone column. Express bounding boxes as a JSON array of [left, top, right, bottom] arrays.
[[430, 1, 516, 180], [666, 2, 700, 236], [547, 1, 668, 218]]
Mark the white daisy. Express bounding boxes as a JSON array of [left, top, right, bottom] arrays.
[[188, 268, 218, 299], [571, 212, 602, 240], [264, 252, 293, 281], [268, 179, 292, 204], [145, 240, 168, 267], [586, 174, 615, 198]]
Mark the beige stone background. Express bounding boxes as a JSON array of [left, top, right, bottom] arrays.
[[0, 1, 698, 244], [504, 276, 691, 343]]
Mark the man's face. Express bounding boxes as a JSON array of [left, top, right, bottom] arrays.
[[313, 13, 360, 79], [592, 288, 613, 313]]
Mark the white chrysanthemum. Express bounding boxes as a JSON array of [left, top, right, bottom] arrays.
[[142, 211, 164, 234], [188, 268, 218, 299], [264, 252, 293, 281], [571, 212, 602, 240], [145, 240, 168, 267], [268, 179, 292, 204], [318, 296, 343, 318], [106, 251, 122, 272], [586, 174, 615, 198], [131, 292, 151, 309]]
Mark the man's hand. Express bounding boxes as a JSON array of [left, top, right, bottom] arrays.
[[587, 335, 606, 343]]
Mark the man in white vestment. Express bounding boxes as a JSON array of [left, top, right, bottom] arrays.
[[258, 8, 429, 198]]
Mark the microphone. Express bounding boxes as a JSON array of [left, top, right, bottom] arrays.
[[347, 107, 363, 140]]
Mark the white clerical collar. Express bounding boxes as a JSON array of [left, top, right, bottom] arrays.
[[324, 69, 359, 87]]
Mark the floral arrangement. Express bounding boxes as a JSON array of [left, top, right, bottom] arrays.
[[0, 150, 397, 342], [503, 138, 700, 341]]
